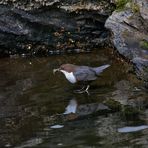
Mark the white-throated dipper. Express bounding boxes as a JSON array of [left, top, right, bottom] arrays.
[[53, 64, 110, 93]]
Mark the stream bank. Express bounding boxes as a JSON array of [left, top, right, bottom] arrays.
[[0, 0, 114, 56]]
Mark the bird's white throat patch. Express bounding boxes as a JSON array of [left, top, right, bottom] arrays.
[[60, 70, 76, 84]]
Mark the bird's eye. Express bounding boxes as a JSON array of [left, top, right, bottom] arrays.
[[60, 66, 64, 70]]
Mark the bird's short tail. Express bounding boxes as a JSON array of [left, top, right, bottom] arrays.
[[92, 64, 110, 76]]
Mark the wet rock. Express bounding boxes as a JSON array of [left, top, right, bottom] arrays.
[[105, 0, 148, 86], [0, 0, 114, 56], [110, 80, 148, 107], [0, 0, 60, 11], [133, 57, 148, 87]]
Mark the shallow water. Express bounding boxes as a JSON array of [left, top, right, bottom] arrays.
[[0, 49, 147, 148]]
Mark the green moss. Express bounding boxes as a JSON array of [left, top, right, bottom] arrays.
[[115, 0, 131, 11], [105, 99, 122, 111], [140, 40, 148, 50], [105, 99, 141, 117], [122, 106, 140, 115], [115, 0, 140, 13], [131, 3, 140, 13]]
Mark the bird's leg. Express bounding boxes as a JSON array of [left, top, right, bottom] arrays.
[[74, 85, 85, 93], [74, 85, 90, 94], [85, 85, 90, 95]]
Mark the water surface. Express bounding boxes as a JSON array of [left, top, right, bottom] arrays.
[[0, 49, 147, 147]]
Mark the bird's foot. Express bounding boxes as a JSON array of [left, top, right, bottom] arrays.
[[73, 85, 90, 95], [74, 86, 85, 92], [85, 85, 90, 95]]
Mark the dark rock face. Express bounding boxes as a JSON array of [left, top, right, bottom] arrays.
[[105, 0, 148, 85], [0, 1, 114, 56]]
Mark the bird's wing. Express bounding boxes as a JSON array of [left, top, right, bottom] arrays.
[[92, 64, 110, 76], [74, 68, 97, 81]]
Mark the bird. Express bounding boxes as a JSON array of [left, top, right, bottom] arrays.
[[53, 64, 110, 94]]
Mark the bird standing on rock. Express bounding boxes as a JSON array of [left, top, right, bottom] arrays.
[[53, 64, 110, 94]]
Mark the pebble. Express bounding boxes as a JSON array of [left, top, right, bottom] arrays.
[[50, 124, 64, 129]]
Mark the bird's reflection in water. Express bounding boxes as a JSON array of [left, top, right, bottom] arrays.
[[63, 97, 110, 118], [63, 99, 77, 114]]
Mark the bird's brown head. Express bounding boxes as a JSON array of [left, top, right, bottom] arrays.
[[53, 64, 77, 74]]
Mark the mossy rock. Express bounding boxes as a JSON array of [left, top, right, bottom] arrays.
[[140, 40, 148, 50], [105, 99, 141, 117], [131, 3, 140, 13], [115, 0, 140, 13], [115, 0, 131, 11], [105, 99, 122, 111], [121, 105, 140, 116]]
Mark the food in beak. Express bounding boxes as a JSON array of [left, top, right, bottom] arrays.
[[53, 68, 60, 74]]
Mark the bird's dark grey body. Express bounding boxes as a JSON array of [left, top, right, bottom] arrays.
[[73, 65, 109, 82]]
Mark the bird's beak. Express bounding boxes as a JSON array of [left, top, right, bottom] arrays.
[[53, 68, 60, 74]]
